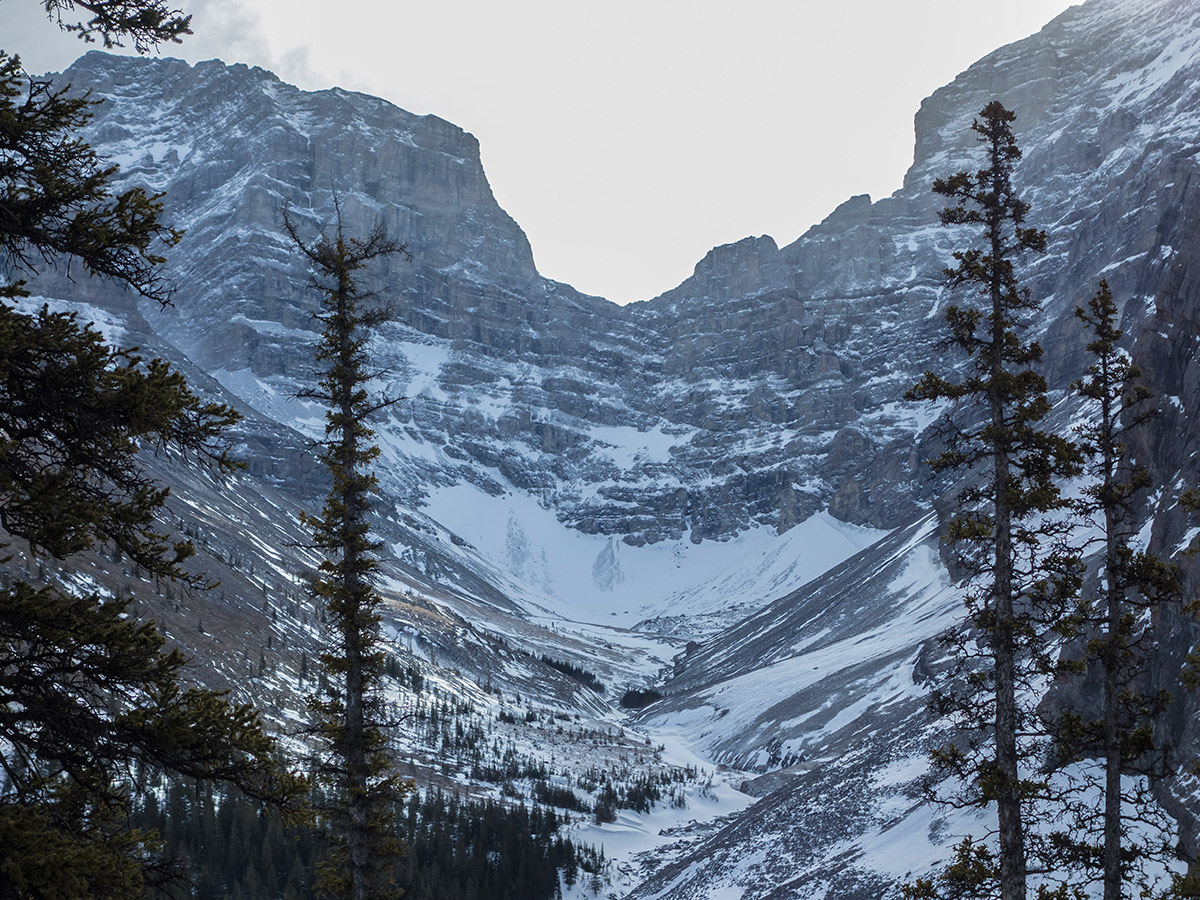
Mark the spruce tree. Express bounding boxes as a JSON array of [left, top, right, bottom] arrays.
[[1, 6, 303, 897], [904, 101, 1082, 900], [0, 50, 181, 305], [1050, 280, 1183, 899], [285, 205, 410, 900], [31, 0, 190, 51]]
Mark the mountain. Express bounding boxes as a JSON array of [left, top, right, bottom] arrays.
[[15, 0, 1200, 895]]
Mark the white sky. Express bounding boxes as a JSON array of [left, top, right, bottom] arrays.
[[2, 0, 1078, 304]]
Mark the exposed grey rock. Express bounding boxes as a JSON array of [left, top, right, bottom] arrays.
[[33, 0, 1200, 555]]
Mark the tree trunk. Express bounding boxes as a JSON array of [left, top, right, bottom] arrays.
[[338, 273, 370, 900], [1102, 395, 1122, 900], [990, 140, 1025, 900]]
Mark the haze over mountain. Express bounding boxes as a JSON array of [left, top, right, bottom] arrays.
[[17, 0, 1200, 895]]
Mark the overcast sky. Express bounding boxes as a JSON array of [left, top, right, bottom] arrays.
[[3, 0, 1078, 304]]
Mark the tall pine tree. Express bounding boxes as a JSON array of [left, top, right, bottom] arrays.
[[285, 205, 410, 900], [904, 101, 1081, 900], [1051, 280, 1184, 899]]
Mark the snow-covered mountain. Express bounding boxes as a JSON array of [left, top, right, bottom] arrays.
[[18, 0, 1200, 894]]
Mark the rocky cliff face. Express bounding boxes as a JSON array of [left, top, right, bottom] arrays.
[[47, 54, 915, 552], [56, 0, 1200, 564]]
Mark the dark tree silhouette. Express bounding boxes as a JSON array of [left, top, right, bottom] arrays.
[[904, 101, 1082, 900], [1, 6, 302, 899], [285, 204, 411, 900], [1051, 280, 1184, 899]]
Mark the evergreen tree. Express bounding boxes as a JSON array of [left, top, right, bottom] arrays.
[[904, 101, 1082, 900], [31, 0, 190, 51], [1, 6, 302, 898], [129, 778, 587, 900], [285, 204, 410, 900], [0, 50, 181, 304], [0, 300, 241, 575], [1050, 280, 1183, 899]]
